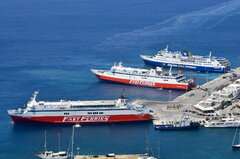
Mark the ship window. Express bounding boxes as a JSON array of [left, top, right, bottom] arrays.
[[93, 112, 98, 114], [88, 112, 92, 114], [64, 113, 69, 115], [99, 112, 103, 114]]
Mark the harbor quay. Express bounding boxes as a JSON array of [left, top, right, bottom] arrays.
[[74, 154, 152, 159], [131, 67, 240, 126]]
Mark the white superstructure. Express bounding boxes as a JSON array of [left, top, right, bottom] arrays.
[[140, 46, 230, 73], [204, 118, 240, 128], [8, 91, 150, 124]]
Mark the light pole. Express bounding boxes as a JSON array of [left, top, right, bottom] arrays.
[[71, 124, 81, 159]]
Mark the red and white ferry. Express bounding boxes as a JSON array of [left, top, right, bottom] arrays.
[[8, 91, 150, 124], [91, 62, 195, 90]]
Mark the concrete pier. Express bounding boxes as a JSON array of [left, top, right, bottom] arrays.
[[131, 67, 240, 125], [74, 154, 149, 159]]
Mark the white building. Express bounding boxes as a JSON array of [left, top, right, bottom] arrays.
[[194, 81, 240, 112]]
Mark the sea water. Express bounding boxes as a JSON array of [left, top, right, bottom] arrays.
[[0, 0, 240, 158]]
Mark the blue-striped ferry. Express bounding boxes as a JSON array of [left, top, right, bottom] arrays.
[[140, 46, 230, 73]]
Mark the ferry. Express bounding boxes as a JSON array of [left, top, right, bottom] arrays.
[[140, 46, 230, 73], [8, 91, 151, 124], [155, 115, 199, 130], [204, 118, 240, 128], [91, 62, 195, 90]]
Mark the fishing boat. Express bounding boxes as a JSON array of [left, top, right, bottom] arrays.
[[140, 46, 230, 73], [204, 118, 240, 128], [232, 127, 240, 149], [8, 91, 151, 124], [91, 62, 195, 90], [155, 115, 199, 130], [36, 132, 69, 159]]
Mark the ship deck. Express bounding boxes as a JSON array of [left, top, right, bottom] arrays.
[[36, 100, 115, 106], [74, 154, 147, 159]]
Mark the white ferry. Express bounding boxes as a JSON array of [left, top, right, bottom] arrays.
[[140, 46, 230, 73], [91, 62, 195, 90], [204, 118, 240, 128], [8, 91, 150, 124]]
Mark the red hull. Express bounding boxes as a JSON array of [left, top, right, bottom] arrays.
[[10, 114, 150, 124], [95, 74, 193, 90]]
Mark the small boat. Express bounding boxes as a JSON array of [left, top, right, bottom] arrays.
[[36, 131, 69, 159], [36, 151, 69, 159], [232, 127, 240, 149], [155, 115, 199, 130], [204, 118, 240, 128]]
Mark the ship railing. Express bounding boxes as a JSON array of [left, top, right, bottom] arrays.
[[8, 109, 18, 114], [8, 109, 25, 114]]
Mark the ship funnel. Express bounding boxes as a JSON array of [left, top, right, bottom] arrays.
[[118, 62, 123, 67], [116, 95, 128, 107]]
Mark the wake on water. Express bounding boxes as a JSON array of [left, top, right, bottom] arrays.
[[94, 0, 240, 51]]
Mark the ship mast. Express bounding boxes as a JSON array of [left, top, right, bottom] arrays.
[[232, 127, 238, 146], [209, 51, 212, 59]]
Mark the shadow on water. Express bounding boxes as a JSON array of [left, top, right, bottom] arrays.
[[12, 121, 152, 132]]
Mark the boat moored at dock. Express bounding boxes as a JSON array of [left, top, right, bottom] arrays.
[[36, 131, 69, 159], [91, 62, 195, 90], [204, 118, 240, 128], [155, 115, 199, 130], [8, 91, 151, 124], [140, 46, 230, 73]]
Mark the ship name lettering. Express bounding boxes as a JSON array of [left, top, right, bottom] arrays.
[[63, 116, 110, 122], [129, 80, 155, 87]]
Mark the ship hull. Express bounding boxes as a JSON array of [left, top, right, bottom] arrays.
[[142, 58, 228, 73], [155, 123, 199, 130], [94, 73, 192, 90], [204, 123, 240, 128], [9, 114, 150, 124]]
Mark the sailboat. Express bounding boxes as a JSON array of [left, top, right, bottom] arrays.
[[232, 127, 240, 149], [36, 131, 69, 159]]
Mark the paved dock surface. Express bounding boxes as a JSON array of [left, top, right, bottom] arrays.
[[131, 68, 240, 125], [74, 154, 148, 159]]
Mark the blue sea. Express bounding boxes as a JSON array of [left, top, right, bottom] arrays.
[[0, 0, 240, 158]]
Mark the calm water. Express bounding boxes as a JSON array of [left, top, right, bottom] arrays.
[[0, 0, 240, 158]]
